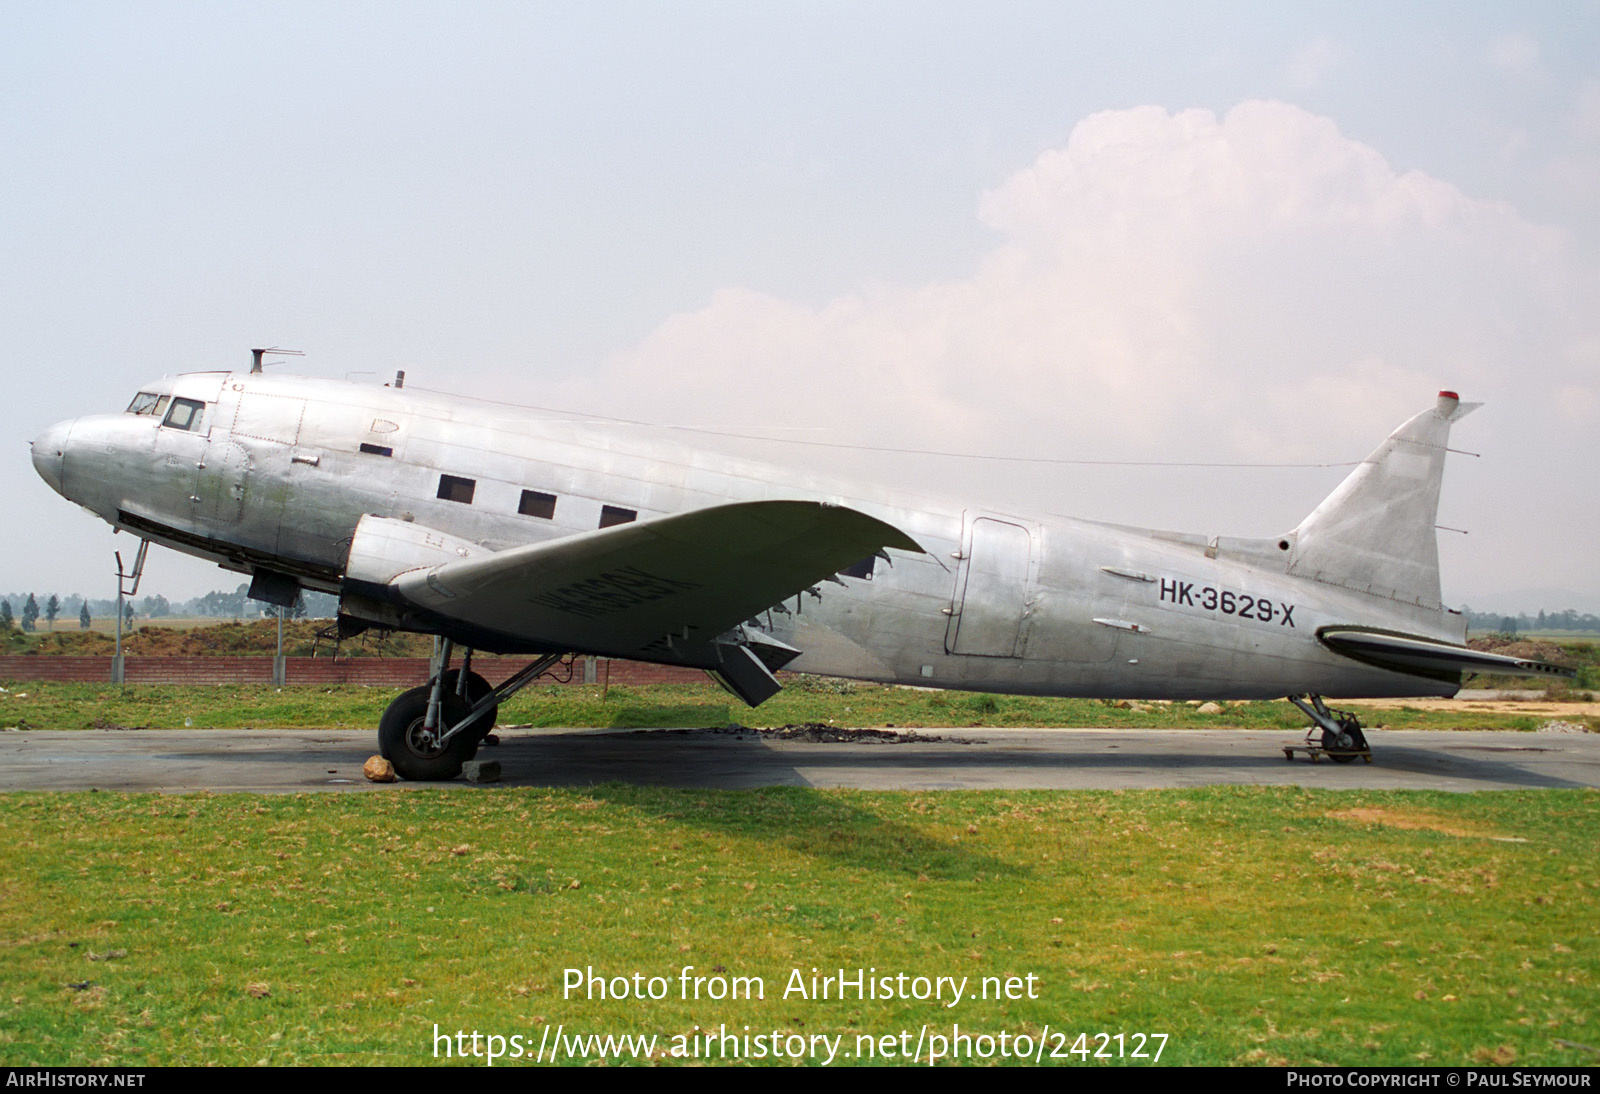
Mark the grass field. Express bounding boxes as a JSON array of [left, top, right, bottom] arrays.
[[1, 675, 1595, 1066], [0, 786, 1595, 1066], [2, 679, 1595, 733]]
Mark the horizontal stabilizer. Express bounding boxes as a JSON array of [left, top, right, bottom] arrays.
[[1320, 628, 1575, 680]]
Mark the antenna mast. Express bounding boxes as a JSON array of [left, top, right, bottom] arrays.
[[250, 346, 305, 373]]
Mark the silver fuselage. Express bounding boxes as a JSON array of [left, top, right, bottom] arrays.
[[32, 371, 1465, 699]]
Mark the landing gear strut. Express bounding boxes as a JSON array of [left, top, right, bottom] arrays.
[[377, 640, 568, 781], [1285, 694, 1371, 764]]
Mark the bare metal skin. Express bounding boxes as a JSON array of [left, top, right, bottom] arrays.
[[31, 370, 1569, 778]]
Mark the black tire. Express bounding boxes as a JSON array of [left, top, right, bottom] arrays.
[[1321, 721, 1368, 764], [378, 685, 477, 781], [442, 669, 498, 743]]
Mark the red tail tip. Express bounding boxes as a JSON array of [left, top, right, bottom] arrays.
[[1438, 389, 1459, 400]]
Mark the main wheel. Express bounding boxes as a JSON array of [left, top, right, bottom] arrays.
[[379, 685, 477, 781], [442, 669, 498, 743]]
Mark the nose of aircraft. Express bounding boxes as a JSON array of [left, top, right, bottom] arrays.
[[30, 418, 74, 496]]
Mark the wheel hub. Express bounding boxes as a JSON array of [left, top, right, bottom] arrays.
[[405, 718, 446, 757]]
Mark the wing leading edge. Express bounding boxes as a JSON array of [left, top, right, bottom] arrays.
[[342, 500, 924, 679]]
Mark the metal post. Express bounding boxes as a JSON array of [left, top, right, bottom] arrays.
[[110, 543, 148, 687], [112, 585, 124, 686], [273, 605, 286, 686], [111, 542, 147, 687]]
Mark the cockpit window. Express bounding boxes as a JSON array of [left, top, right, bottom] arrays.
[[162, 397, 206, 432], [127, 392, 170, 416]]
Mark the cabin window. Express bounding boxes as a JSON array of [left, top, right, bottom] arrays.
[[599, 505, 637, 528], [437, 474, 476, 504], [161, 397, 206, 432], [359, 443, 393, 457], [519, 490, 557, 519]]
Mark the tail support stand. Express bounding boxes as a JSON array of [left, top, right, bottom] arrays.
[[1284, 694, 1371, 764]]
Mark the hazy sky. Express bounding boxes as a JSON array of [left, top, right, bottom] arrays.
[[5, 2, 1598, 612]]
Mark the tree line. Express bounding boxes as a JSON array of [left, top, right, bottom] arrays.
[[1463, 608, 1600, 636], [1, 585, 340, 631]]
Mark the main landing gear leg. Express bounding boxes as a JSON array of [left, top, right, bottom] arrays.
[[377, 647, 569, 781], [1286, 694, 1371, 764]]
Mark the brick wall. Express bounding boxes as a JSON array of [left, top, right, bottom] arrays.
[[0, 655, 708, 687]]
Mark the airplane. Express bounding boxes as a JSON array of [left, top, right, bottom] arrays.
[[30, 360, 1572, 780]]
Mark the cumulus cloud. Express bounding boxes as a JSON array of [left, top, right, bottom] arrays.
[[547, 101, 1598, 597], [573, 103, 1578, 449]]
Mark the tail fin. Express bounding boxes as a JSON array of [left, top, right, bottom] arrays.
[[1285, 391, 1479, 608]]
